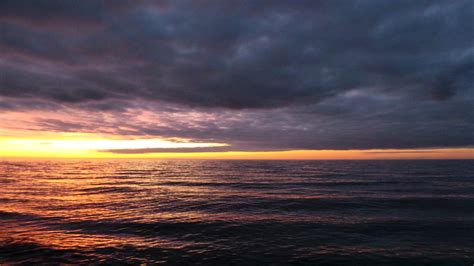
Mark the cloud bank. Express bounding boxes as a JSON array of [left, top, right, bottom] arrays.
[[1, 0, 473, 153]]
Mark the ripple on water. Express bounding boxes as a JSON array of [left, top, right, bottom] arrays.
[[0, 159, 473, 264]]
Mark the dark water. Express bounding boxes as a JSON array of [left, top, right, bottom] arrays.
[[0, 160, 473, 265]]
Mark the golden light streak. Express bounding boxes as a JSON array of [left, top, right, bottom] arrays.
[[1, 109, 472, 160], [0, 131, 228, 158], [6, 139, 227, 151], [0, 129, 472, 160], [1, 143, 473, 160]]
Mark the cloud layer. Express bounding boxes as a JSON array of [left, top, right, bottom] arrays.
[[1, 0, 473, 152]]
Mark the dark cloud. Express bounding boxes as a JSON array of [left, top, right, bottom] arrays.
[[100, 146, 237, 154], [363, 150, 443, 154], [0, 0, 105, 27], [0, 0, 473, 151]]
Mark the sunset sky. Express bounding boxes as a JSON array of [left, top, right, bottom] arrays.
[[0, 0, 473, 159]]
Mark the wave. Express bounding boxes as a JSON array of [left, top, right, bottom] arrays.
[[1, 159, 473, 264]]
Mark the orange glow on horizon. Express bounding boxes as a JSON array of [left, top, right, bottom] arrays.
[[1, 140, 473, 160], [1, 110, 472, 160], [0, 129, 473, 160]]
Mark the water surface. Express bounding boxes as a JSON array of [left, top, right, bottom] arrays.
[[0, 160, 473, 265]]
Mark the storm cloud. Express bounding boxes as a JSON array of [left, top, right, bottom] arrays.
[[1, 0, 473, 152]]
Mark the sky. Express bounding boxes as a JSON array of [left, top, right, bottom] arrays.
[[0, 0, 473, 159]]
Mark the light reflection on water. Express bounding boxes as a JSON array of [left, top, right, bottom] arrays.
[[1, 159, 473, 264]]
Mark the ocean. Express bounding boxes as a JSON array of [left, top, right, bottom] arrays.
[[0, 159, 473, 265]]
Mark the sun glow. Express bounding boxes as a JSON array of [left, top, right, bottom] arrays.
[[0, 131, 229, 158], [6, 139, 227, 151], [0, 129, 473, 160]]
